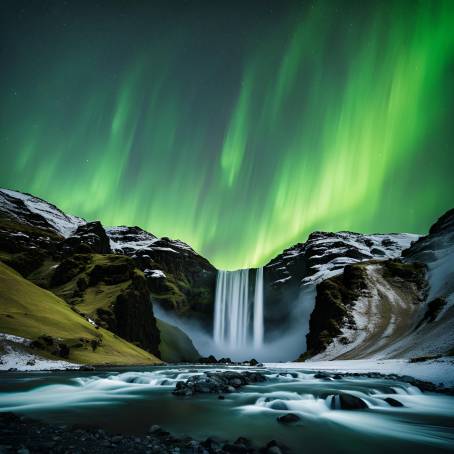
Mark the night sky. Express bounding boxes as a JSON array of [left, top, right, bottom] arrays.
[[1, 0, 453, 269]]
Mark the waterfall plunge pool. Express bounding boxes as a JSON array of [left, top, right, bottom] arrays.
[[1, 365, 453, 453]]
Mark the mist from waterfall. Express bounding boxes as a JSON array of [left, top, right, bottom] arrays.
[[213, 268, 264, 353]]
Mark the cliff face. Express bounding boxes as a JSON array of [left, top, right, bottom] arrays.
[[0, 189, 161, 359], [0, 188, 214, 362], [49, 253, 161, 357], [301, 209, 454, 361], [263, 230, 418, 347], [106, 227, 217, 326]]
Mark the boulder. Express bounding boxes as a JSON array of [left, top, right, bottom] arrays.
[[277, 413, 300, 423], [330, 393, 368, 410], [384, 397, 404, 407]]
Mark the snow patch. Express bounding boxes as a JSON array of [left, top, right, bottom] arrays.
[[1, 189, 84, 237], [0, 333, 79, 371], [265, 358, 454, 387]]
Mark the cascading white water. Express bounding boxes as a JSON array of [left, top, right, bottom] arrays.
[[213, 268, 264, 351], [253, 267, 264, 348]]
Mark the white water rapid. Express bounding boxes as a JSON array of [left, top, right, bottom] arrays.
[[213, 268, 264, 352]]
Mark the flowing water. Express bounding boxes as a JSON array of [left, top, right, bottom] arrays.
[[1, 365, 453, 453], [213, 268, 264, 355]]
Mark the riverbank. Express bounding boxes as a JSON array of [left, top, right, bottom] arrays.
[[0, 412, 284, 454], [266, 357, 454, 387]]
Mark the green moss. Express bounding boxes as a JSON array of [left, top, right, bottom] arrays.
[[156, 319, 199, 362], [383, 259, 427, 291], [0, 261, 161, 365]]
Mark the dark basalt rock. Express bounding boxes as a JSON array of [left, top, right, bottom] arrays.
[[277, 413, 300, 423], [314, 371, 333, 380], [61, 221, 111, 255], [0, 411, 288, 453], [384, 397, 404, 407], [330, 393, 368, 410], [303, 263, 368, 357], [173, 371, 267, 396], [198, 354, 218, 364]]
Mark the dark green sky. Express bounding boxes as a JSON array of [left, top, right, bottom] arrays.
[[1, 0, 453, 269]]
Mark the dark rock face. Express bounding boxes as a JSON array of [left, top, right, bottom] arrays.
[[428, 208, 454, 235], [61, 221, 111, 255], [106, 227, 217, 326], [0, 192, 64, 276], [330, 393, 367, 410], [113, 272, 161, 356], [403, 208, 454, 262], [384, 397, 404, 407], [301, 259, 427, 359], [263, 231, 416, 339], [172, 371, 267, 396], [303, 263, 368, 357], [277, 413, 300, 424]]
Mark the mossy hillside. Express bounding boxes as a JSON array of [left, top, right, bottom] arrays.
[[0, 261, 161, 365], [150, 270, 214, 323], [156, 319, 200, 363], [48, 253, 161, 356]]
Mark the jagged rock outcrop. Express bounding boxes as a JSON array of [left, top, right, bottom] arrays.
[[0, 189, 161, 358], [60, 221, 111, 255], [263, 230, 418, 344], [106, 227, 217, 325], [0, 188, 215, 360]]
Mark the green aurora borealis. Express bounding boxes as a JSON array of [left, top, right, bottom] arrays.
[[1, 0, 454, 269]]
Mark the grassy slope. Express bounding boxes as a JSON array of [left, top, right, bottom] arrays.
[[156, 318, 200, 363], [0, 262, 161, 365]]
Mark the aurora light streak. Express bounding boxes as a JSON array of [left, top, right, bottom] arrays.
[[1, 0, 453, 269]]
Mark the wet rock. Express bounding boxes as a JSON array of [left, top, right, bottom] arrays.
[[314, 372, 332, 380], [197, 355, 218, 364], [277, 413, 300, 423], [384, 397, 404, 407], [269, 401, 288, 411], [331, 393, 368, 410], [172, 370, 267, 396], [218, 357, 232, 364]]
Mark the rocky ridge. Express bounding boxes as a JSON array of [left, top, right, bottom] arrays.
[[302, 209, 454, 361]]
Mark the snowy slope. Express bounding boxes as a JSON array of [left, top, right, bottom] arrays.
[[307, 209, 454, 361], [0, 333, 78, 371], [106, 226, 158, 253], [266, 231, 418, 288], [0, 188, 85, 237], [106, 226, 202, 259]]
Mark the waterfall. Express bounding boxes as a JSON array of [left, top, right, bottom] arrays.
[[213, 268, 264, 351], [253, 267, 264, 348]]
